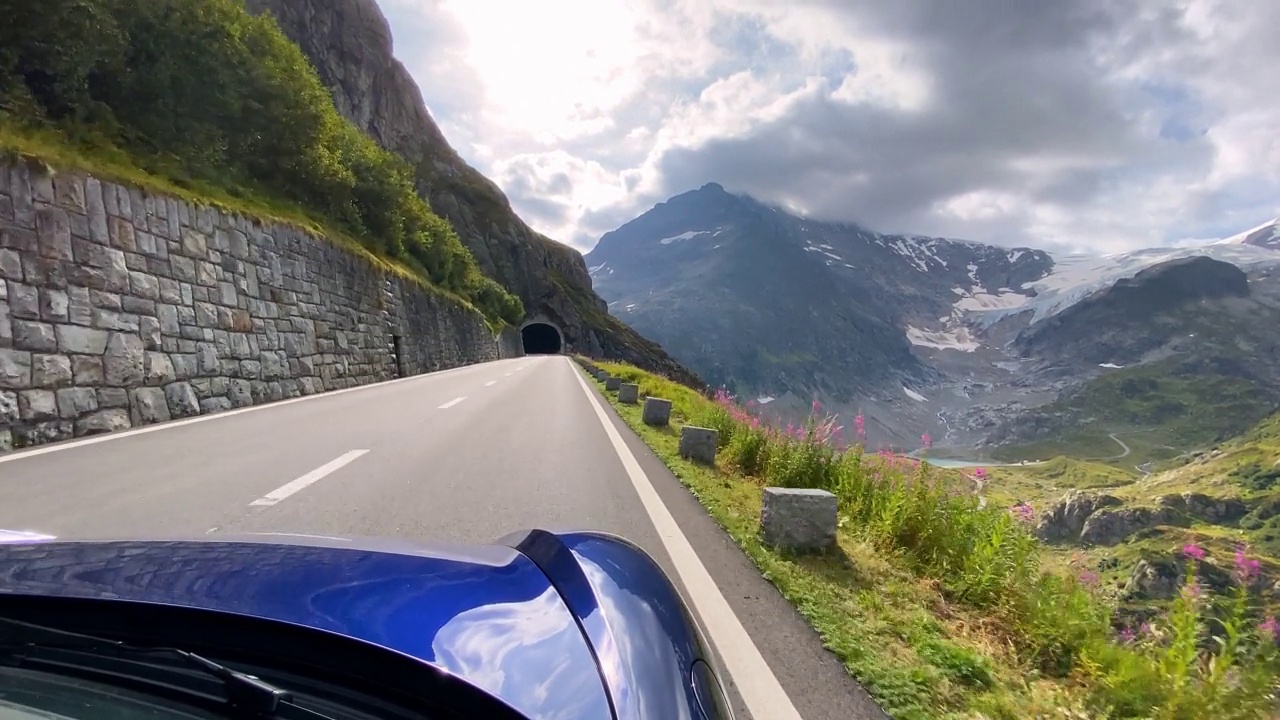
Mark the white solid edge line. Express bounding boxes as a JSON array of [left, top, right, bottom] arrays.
[[568, 359, 803, 720], [438, 396, 467, 409], [249, 450, 369, 507], [0, 358, 519, 465]]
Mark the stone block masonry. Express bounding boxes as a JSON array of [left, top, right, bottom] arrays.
[[0, 161, 521, 452]]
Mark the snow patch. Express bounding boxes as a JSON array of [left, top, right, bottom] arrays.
[[955, 291, 1030, 312], [903, 386, 927, 402], [588, 262, 608, 278], [757, 396, 776, 405], [906, 325, 981, 352], [1099, 362, 1123, 369], [1008, 250, 1024, 262], [659, 230, 707, 245]]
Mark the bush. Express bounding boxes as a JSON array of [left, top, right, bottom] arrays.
[[0, 0, 522, 326]]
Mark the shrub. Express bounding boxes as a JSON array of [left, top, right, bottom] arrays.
[[0, 0, 522, 325]]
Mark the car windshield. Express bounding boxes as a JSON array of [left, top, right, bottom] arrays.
[[0, 665, 223, 720]]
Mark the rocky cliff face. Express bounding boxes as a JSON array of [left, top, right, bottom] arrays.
[[244, 0, 699, 387]]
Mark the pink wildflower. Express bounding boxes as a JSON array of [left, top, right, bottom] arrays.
[[921, 432, 933, 449], [1139, 622, 1153, 637], [1078, 570, 1101, 587], [1181, 579, 1202, 602], [812, 399, 822, 413], [1010, 503, 1035, 524], [1182, 543, 1206, 560], [1233, 546, 1261, 584], [1260, 616, 1280, 643], [854, 414, 866, 439], [1118, 627, 1136, 644], [973, 467, 987, 480]]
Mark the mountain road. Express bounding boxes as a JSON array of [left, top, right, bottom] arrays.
[[0, 355, 885, 720]]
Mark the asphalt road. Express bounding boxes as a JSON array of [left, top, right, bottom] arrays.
[[0, 355, 884, 720]]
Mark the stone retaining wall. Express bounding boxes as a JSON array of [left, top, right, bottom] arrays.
[[0, 160, 521, 451]]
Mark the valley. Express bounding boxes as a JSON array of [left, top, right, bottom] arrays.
[[586, 185, 1280, 465]]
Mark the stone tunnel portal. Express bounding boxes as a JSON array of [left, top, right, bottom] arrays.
[[521, 322, 563, 355]]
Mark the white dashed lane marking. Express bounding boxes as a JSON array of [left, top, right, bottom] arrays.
[[485, 381, 497, 387], [249, 450, 369, 507], [438, 397, 467, 409]]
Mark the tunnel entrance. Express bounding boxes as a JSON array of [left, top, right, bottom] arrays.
[[521, 322, 563, 355]]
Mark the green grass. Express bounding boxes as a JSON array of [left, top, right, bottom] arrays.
[[994, 361, 1278, 468], [583, 357, 1280, 719], [1, 0, 522, 326]]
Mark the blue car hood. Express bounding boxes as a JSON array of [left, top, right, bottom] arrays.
[[0, 534, 614, 720]]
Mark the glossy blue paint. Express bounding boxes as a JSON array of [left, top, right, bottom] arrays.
[[0, 536, 614, 720], [501, 530, 733, 720]]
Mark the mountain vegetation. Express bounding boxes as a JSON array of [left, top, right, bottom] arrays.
[[586, 357, 1280, 719], [0, 0, 523, 326]]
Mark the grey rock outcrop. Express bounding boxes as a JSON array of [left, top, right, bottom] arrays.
[[1156, 493, 1248, 523], [1079, 506, 1183, 546], [1, 161, 518, 451], [1035, 490, 1123, 543], [1124, 555, 1235, 601], [245, 0, 700, 387]]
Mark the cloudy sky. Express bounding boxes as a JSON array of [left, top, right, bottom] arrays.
[[379, 0, 1278, 255]]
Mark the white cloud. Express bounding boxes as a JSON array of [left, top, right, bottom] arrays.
[[380, 0, 1280, 254]]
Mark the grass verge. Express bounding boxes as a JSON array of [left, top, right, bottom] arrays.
[[582, 358, 1280, 720]]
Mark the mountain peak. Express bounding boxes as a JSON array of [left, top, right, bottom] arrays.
[[698, 182, 727, 193]]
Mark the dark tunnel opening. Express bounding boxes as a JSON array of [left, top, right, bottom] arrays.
[[521, 323, 563, 355]]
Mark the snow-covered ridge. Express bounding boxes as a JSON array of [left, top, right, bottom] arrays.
[[961, 243, 1280, 328]]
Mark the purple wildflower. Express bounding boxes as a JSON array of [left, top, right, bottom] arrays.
[[1233, 546, 1261, 584], [1118, 627, 1136, 644], [1139, 622, 1153, 637], [1182, 543, 1206, 560]]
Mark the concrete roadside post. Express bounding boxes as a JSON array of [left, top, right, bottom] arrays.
[[760, 488, 838, 553], [643, 397, 672, 426], [618, 383, 639, 404], [679, 426, 717, 464]]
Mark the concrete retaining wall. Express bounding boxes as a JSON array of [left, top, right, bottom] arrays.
[[0, 160, 521, 451]]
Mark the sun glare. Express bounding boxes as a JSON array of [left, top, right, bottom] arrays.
[[441, 0, 643, 138]]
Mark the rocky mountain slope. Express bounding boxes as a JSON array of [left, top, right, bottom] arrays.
[[244, 0, 699, 386], [588, 184, 1280, 453]]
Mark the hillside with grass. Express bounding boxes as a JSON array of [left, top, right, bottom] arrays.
[[990, 356, 1280, 469], [582, 357, 1280, 719], [0, 0, 523, 326], [985, 413, 1280, 639]]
